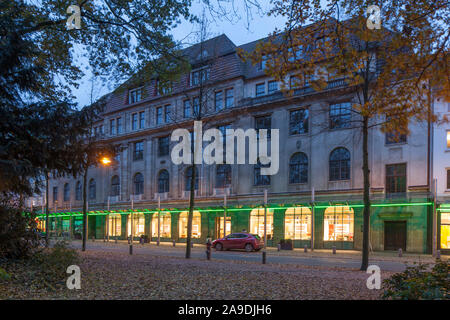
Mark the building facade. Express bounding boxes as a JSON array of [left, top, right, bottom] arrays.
[[36, 34, 436, 253]]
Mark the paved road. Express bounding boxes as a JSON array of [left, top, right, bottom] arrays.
[[69, 241, 416, 272]]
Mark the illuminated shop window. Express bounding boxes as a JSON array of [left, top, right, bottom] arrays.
[[250, 208, 274, 240], [216, 216, 231, 238], [108, 214, 122, 237], [151, 212, 171, 238], [62, 219, 70, 232], [440, 212, 450, 249], [284, 207, 312, 240], [447, 131, 450, 149], [324, 206, 354, 241], [37, 219, 46, 232], [179, 211, 201, 238], [127, 213, 145, 237]]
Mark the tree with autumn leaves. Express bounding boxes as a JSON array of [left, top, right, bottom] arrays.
[[242, 0, 449, 270]]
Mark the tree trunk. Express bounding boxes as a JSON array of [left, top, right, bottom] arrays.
[[45, 171, 50, 248], [82, 168, 88, 251], [185, 164, 196, 259], [361, 116, 371, 271]]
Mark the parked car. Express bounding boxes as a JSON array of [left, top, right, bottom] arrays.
[[212, 233, 263, 252]]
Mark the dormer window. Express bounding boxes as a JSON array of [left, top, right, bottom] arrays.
[[129, 88, 142, 104], [156, 79, 172, 95], [191, 67, 210, 86]]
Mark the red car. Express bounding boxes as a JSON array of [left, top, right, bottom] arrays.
[[212, 233, 263, 252]]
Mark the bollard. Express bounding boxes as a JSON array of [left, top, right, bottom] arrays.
[[92, 236, 95, 242], [206, 239, 211, 260], [191, 243, 194, 248], [103, 237, 106, 242], [436, 250, 441, 260], [277, 244, 281, 251], [332, 246, 336, 254], [115, 238, 118, 244], [129, 244, 133, 255], [262, 251, 267, 264], [398, 248, 402, 257], [173, 240, 176, 247], [156, 239, 160, 246], [304, 245, 308, 253]]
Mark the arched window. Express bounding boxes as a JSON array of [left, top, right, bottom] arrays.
[[75, 181, 82, 201], [179, 211, 201, 238], [216, 164, 231, 188], [324, 206, 354, 242], [110, 175, 120, 196], [250, 208, 274, 240], [289, 152, 308, 184], [133, 173, 144, 195], [63, 183, 70, 202], [254, 159, 270, 186], [329, 147, 350, 181], [151, 212, 171, 238], [185, 166, 199, 191], [284, 207, 312, 240], [88, 179, 96, 200], [158, 170, 169, 193]]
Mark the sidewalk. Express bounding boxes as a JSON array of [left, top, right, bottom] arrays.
[[69, 239, 448, 264]]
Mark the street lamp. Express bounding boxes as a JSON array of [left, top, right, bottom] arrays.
[[101, 157, 112, 165], [100, 156, 112, 242]]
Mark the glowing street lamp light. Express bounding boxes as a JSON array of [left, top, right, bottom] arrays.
[[100, 157, 112, 165]]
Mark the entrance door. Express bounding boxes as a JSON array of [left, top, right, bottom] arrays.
[[384, 221, 407, 251], [215, 217, 231, 239]]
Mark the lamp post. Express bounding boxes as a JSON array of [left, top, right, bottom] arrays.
[[223, 194, 227, 238], [157, 195, 161, 246], [263, 189, 267, 264], [100, 156, 112, 243]]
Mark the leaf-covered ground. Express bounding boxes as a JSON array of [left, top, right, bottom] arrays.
[[0, 249, 392, 299]]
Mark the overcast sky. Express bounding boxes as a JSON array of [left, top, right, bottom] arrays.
[[72, 1, 286, 109]]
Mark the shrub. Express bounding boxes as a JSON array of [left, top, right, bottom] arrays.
[[382, 260, 449, 300], [0, 204, 41, 259]]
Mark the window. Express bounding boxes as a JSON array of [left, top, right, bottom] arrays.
[[259, 55, 267, 70], [179, 211, 201, 238], [133, 173, 144, 195], [225, 88, 234, 108], [129, 88, 142, 104], [127, 213, 145, 237], [117, 117, 123, 134], [63, 183, 70, 202], [440, 212, 450, 249], [158, 136, 169, 156], [88, 179, 96, 200], [386, 132, 406, 144], [255, 115, 271, 139], [268, 81, 278, 94], [110, 176, 120, 197], [53, 186, 58, 204], [289, 109, 309, 135], [158, 170, 170, 193], [289, 152, 308, 184], [329, 103, 351, 129], [191, 68, 209, 86], [254, 160, 271, 186], [139, 111, 145, 129], [151, 212, 171, 238], [324, 206, 354, 242], [185, 166, 199, 191], [386, 163, 407, 195], [284, 207, 312, 240], [164, 105, 171, 123], [216, 164, 231, 188], [133, 141, 144, 161], [156, 107, 163, 125], [183, 100, 191, 118], [329, 147, 350, 181], [193, 97, 200, 116], [447, 170, 450, 190], [132, 113, 138, 130], [75, 181, 82, 201], [108, 214, 121, 237], [110, 119, 116, 135], [290, 75, 302, 89], [250, 208, 274, 239], [157, 79, 172, 95], [256, 83, 265, 97], [215, 91, 223, 111], [447, 131, 450, 148]]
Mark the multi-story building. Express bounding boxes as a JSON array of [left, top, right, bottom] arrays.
[[37, 34, 437, 253]]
